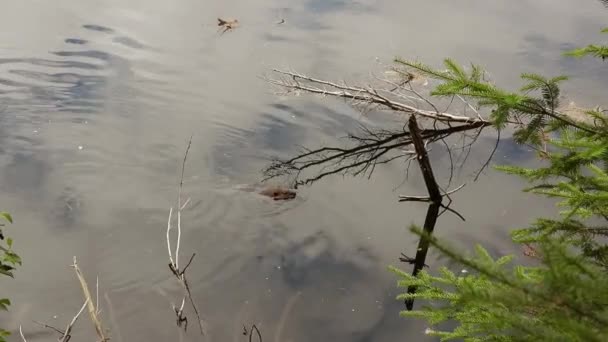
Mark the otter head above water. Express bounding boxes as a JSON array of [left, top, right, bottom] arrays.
[[258, 186, 297, 201]]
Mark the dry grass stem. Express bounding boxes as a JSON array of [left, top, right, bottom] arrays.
[[71, 257, 108, 341]]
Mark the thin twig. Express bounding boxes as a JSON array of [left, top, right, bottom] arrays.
[[474, 129, 501, 181], [399, 253, 429, 268], [19, 325, 27, 342], [263, 121, 487, 186], [167, 207, 174, 266], [32, 321, 64, 335], [166, 137, 205, 336], [408, 82, 440, 114], [398, 195, 433, 203], [399, 183, 465, 202], [180, 253, 196, 276], [61, 300, 89, 342], [176, 136, 192, 270], [457, 94, 483, 121], [244, 324, 263, 342], [439, 203, 466, 221], [436, 183, 466, 221], [433, 119, 455, 189]]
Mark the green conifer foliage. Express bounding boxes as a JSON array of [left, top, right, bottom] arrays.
[[564, 28, 608, 60], [392, 28, 608, 341]]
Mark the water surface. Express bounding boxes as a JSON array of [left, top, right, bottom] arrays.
[[1, 1, 607, 341]]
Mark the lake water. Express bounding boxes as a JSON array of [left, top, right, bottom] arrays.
[[1, 1, 607, 341]]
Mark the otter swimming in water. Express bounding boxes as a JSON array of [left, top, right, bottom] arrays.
[[258, 186, 296, 201], [224, 183, 297, 201]]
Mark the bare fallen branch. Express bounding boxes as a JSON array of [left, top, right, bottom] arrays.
[[266, 69, 490, 124], [260, 68, 502, 188]]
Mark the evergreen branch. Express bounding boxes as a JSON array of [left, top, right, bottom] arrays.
[[564, 45, 608, 59], [408, 225, 608, 327]]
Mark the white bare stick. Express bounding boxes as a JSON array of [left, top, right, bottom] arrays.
[[19, 325, 27, 342], [456, 94, 483, 120], [180, 297, 186, 312], [176, 210, 182, 270], [175, 136, 192, 270], [60, 299, 89, 342], [167, 207, 174, 267], [180, 197, 191, 211]]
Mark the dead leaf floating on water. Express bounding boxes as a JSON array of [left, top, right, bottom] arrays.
[[217, 17, 239, 34], [384, 69, 429, 87]]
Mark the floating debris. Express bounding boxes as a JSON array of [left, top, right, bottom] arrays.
[[217, 17, 239, 34]]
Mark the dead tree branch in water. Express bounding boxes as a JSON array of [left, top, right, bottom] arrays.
[[402, 115, 467, 310], [261, 69, 494, 187], [262, 67, 488, 311], [265, 69, 488, 124], [166, 136, 205, 335]]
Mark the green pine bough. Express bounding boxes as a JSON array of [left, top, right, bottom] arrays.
[[0, 212, 20, 342], [564, 28, 608, 60], [391, 27, 608, 341]]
